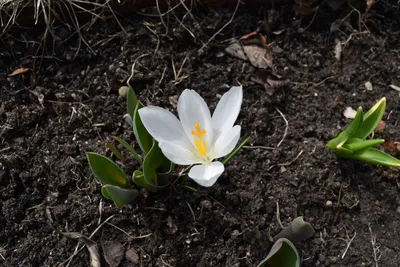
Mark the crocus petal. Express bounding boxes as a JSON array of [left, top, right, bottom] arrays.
[[212, 85, 242, 141], [212, 125, 241, 159], [159, 141, 200, 165], [139, 106, 191, 148], [188, 161, 224, 187], [178, 89, 213, 149]]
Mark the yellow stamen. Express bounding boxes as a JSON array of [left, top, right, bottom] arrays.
[[191, 123, 207, 156]]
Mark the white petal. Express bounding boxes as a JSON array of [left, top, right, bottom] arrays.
[[212, 125, 241, 159], [159, 142, 200, 165], [138, 106, 190, 148], [212, 85, 242, 140], [188, 161, 224, 187], [177, 89, 213, 148]]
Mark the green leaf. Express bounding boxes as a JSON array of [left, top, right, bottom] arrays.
[[327, 107, 363, 150], [353, 97, 386, 140], [106, 142, 125, 162], [113, 136, 142, 164], [222, 136, 250, 165], [343, 147, 400, 167], [182, 185, 198, 192], [101, 186, 112, 200], [143, 140, 172, 188], [132, 170, 157, 192], [257, 238, 300, 267], [102, 185, 139, 207], [86, 152, 128, 188], [342, 138, 384, 152], [273, 216, 315, 243], [127, 87, 138, 119], [133, 102, 153, 154]]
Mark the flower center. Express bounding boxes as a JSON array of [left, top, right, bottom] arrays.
[[191, 123, 207, 156]]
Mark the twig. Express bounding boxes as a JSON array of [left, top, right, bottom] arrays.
[[127, 53, 150, 86], [369, 225, 381, 267], [186, 201, 196, 223], [198, 0, 241, 53], [275, 200, 284, 229], [275, 108, 288, 147], [340, 231, 357, 259], [243, 145, 274, 150]]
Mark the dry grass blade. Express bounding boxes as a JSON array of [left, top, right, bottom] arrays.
[[63, 232, 101, 267]]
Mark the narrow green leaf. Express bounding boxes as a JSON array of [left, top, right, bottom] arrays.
[[86, 152, 128, 188], [127, 87, 138, 119], [113, 136, 142, 164], [273, 216, 315, 243], [222, 136, 250, 165], [343, 138, 384, 152], [102, 185, 139, 207], [257, 238, 300, 267], [327, 107, 363, 150], [344, 147, 400, 167], [353, 98, 386, 140], [132, 170, 157, 192], [133, 102, 153, 154], [182, 185, 198, 192], [106, 142, 125, 162], [143, 141, 172, 188]]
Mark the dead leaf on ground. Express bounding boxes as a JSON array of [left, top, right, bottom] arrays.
[[125, 249, 139, 264], [240, 33, 272, 69], [383, 140, 400, 155], [62, 232, 101, 267], [101, 240, 125, 267], [8, 67, 31, 77], [225, 41, 247, 61], [375, 120, 386, 132], [251, 69, 289, 96]]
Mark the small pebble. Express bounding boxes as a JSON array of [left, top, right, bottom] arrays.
[[325, 200, 333, 207], [118, 86, 129, 98], [365, 81, 373, 91]]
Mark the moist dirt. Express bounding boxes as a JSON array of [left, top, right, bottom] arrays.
[[1, 2, 400, 267]]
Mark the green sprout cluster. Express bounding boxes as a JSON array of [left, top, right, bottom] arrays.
[[327, 97, 400, 167]]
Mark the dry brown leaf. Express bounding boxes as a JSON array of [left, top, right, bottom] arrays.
[[225, 41, 247, 61], [101, 240, 125, 267], [242, 44, 273, 69], [383, 140, 400, 155], [376, 120, 386, 132], [8, 67, 31, 77], [240, 33, 272, 69], [125, 249, 139, 264], [251, 69, 289, 96]]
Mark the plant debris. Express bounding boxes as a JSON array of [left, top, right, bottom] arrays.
[[251, 69, 289, 95]]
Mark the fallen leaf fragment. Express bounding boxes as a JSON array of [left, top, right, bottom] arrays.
[[126, 249, 139, 264], [8, 67, 31, 77], [240, 32, 272, 69], [63, 232, 101, 267], [225, 41, 247, 61], [101, 240, 125, 267], [251, 69, 289, 96], [383, 140, 400, 155], [375, 120, 386, 132]]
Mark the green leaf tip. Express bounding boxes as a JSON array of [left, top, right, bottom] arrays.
[[257, 238, 300, 267], [86, 152, 128, 188]]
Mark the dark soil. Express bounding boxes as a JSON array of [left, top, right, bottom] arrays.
[[1, 2, 400, 267]]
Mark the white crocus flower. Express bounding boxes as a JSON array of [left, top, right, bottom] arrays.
[[139, 86, 243, 187]]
